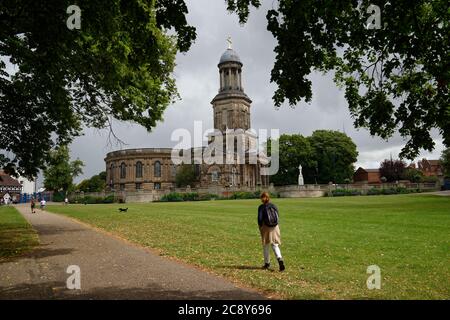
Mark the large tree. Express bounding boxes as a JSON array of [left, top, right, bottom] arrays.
[[267, 134, 316, 185], [0, 0, 196, 178], [308, 130, 358, 184], [226, 0, 449, 159], [76, 171, 106, 192], [268, 131, 357, 185], [43, 145, 84, 192]]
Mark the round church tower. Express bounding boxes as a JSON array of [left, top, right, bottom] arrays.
[[211, 41, 252, 132], [200, 40, 268, 188]]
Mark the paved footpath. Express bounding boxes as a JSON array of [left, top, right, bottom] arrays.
[[0, 205, 264, 300], [423, 190, 450, 196]]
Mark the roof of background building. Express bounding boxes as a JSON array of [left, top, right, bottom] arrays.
[[0, 171, 22, 187], [355, 167, 380, 173]]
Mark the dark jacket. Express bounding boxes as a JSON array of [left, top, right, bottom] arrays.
[[258, 203, 278, 227]]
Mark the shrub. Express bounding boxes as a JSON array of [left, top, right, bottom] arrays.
[[381, 188, 398, 195], [86, 196, 104, 204], [231, 191, 259, 199], [199, 193, 219, 201], [182, 192, 200, 201], [367, 187, 423, 196], [103, 195, 115, 203], [160, 192, 184, 202], [330, 188, 361, 197], [395, 187, 410, 194], [74, 195, 116, 204], [160, 192, 219, 202], [367, 188, 381, 195]]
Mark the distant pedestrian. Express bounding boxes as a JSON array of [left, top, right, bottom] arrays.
[[257, 192, 285, 271], [40, 198, 46, 210], [64, 197, 69, 205], [31, 198, 36, 214]]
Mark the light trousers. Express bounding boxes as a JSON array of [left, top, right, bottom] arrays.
[[263, 243, 282, 264]]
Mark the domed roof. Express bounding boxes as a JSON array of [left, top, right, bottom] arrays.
[[219, 48, 241, 64]]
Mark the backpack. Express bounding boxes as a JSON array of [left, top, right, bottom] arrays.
[[264, 204, 279, 227]]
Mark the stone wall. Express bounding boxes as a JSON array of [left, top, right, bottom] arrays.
[[275, 185, 326, 198], [70, 182, 440, 203]]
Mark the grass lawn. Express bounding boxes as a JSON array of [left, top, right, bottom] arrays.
[[0, 206, 39, 259], [47, 194, 450, 299]]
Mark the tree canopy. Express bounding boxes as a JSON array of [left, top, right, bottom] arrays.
[[308, 130, 359, 184], [268, 130, 358, 185], [268, 134, 316, 185], [402, 167, 424, 183], [226, 0, 449, 159], [2, 1, 448, 178], [76, 171, 106, 192], [43, 145, 84, 192], [0, 0, 196, 178]]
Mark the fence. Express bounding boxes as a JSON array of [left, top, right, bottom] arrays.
[[18, 192, 53, 203]]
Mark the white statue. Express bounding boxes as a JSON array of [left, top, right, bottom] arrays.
[[298, 164, 304, 186], [227, 36, 232, 49]]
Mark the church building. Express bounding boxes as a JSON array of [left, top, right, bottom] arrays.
[[105, 42, 269, 192]]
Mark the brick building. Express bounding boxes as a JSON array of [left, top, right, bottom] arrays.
[[417, 159, 443, 177], [353, 167, 381, 184]]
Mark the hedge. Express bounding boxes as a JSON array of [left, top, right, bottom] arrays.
[[367, 187, 421, 196], [329, 188, 362, 197], [159, 191, 278, 202], [72, 195, 116, 204]]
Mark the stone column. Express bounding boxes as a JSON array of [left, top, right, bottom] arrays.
[[238, 70, 242, 90]]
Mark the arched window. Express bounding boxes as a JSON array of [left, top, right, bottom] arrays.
[[120, 162, 126, 179], [136, 161, 143, 178], [154, 161, 161, 177], [211, 170, 219, 182]]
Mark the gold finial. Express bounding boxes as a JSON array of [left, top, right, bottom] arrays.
[[227, 36, 232, 49]]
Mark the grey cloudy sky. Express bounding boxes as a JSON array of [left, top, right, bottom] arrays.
[[65, 0, 444, 183]]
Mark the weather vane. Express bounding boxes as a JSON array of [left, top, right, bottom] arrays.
[[227, 36, 232, 49]]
